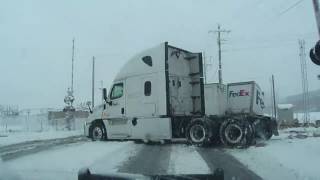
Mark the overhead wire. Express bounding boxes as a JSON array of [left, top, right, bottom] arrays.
[[206, 0, 311, 54], [277, 0, 306, 17]]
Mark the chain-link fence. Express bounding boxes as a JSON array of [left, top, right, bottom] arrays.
[[0, 109, 88, 134]]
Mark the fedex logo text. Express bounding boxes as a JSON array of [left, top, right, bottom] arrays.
[[229, 90, 249, 97]]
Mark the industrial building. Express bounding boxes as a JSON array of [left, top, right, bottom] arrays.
[[278, 104, 297, 127]]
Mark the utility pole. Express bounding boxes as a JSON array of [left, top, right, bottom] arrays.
[[299, 39, 310, 125], [26, 109, 30, 132], [203, 52, 213, 84], [92, 56, 95, 109], [209, 24, 230, 84], [71, 38, 75, 94], [271, 75, 277, 119], [203, 52, 207, 84]]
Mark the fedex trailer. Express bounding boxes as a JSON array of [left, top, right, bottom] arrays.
[[84, 42, 278, 147]]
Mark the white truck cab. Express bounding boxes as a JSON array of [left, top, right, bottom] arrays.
[[84, 42, 278, 147], [85, 42, 203, 142]]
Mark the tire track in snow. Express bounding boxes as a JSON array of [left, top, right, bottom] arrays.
[[197, 147, 262, 180], [89, 142, 142, 174], [118, 143, 211, 175], [117, 143, 171, 175], [168, 144, 211, 174]]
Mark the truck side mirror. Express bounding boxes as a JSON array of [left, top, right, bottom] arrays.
[[102, 88, 112, 106], [103, 88, 107, 102], [86, 101, 92, 113]]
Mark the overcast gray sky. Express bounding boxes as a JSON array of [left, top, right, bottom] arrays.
[[0, 0, 319, 109]]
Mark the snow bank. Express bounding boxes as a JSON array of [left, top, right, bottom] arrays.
[[278, 104, 293, 109], [229, 128, 320, 180], [0, 130, 83, 147]]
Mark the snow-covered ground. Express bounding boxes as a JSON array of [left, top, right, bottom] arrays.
[[229, 127, 320, 180], [0, 130, 83, 147], [0, 114, 87, 147], [0, 114, 87, 134], [2, 142, 214, 180], [4, 141, 136, 180], [2, 124, 320, 180]]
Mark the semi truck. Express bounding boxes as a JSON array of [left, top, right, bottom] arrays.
[[84, 42, 278, 147]]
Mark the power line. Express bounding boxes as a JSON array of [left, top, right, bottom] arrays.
[[222, 38, 316, 53], [229, 32, 317, 45], [92, 56, 95, 109], [277, 0, 306, 16]]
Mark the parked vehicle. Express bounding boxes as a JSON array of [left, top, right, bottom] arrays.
[[84, 42, 278, 147]]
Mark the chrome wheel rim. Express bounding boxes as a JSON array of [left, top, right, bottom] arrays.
[[225, 124, 243, 144], [92, 126, 103, 140], [190, 125, 206, 143]]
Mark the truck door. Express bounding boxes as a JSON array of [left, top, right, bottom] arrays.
[[106, 82, 130, 138]]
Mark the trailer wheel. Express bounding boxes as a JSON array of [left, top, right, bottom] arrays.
[[90, 122, 106, 141], [186, 118, 212, 146], [219, 118, 252, 148]]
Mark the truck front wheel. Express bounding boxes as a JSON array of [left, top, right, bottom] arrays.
[[90, 122, 107, 141]]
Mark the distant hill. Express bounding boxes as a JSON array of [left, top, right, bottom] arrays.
[[283, 89, 320, 112]]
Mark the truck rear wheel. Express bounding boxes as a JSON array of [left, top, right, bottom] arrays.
[[255, 118, 274, 140], [261, 123, 273, 140], [220, 118, 253, 148], [264, 128, 273, 140], [90, 122, 107, 141], [244, 119, 255, 146], [186, 118, 212, 146]]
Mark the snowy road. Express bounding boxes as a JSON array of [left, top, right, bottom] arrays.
[[4, 140, 137, 180], [2, 138, 262, 180], [197, 147, 262, 180], [1, 130, 319, 180]]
